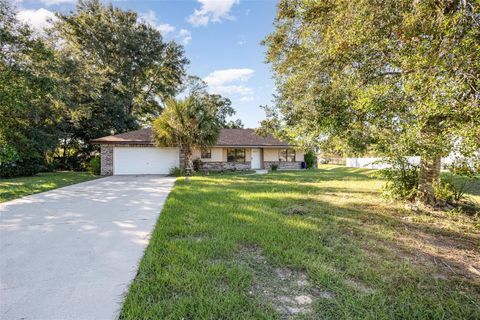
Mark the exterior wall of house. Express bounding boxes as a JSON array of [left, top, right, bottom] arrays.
[[264, 148, 280, 161], [296, 150, 305, 162], [262, 148, 305, 170], [195, 147, 305, 171], [198, 147, 252, 171], [264, 161, 303, 170], [100, 144, 181, 175], [200, 162, 251, 171], [100, 145, 114, 176], [222, 148, 227, 162], [247, 149, 252, 162], [100, 145, 306, 175], [220, 148, 251, 162], [192, 147, 224, 162]]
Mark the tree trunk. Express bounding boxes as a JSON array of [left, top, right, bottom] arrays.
[[183, 146, 193, 181], [417, 156, 442, 206]]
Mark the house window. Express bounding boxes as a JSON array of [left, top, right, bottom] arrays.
[[279, 149, 296, 162], [201, 148, 211, 159], [227, 148, 246, 162]]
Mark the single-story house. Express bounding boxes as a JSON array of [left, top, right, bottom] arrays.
[[92, 128, 305, 175]]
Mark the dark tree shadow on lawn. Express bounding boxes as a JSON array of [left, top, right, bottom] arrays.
[[125, 169, 480, 319]]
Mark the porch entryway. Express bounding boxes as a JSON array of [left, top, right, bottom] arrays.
[[251, 148, 262, 169]]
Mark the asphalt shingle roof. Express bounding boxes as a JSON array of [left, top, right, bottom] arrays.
[[91, 128, 290, 147]]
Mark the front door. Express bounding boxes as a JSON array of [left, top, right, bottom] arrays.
[[251, 148, 261, 169]]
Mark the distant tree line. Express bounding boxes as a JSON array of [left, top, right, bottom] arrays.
[[0, 0, 242, 177]]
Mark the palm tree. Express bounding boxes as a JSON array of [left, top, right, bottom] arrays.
[[152, 96, 221, 178]]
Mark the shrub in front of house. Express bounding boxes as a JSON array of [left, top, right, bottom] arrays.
[[193, 158, 202, 172], [304, 150, 316, 169], [0, 145, 41, 178], [88, 156, 101, 175], [434, 159, 479, 206], [379, 157, 419, 201], [169, 166, 183, 177]]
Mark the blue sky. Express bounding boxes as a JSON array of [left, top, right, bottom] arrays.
[[16, 0, 279, 128]]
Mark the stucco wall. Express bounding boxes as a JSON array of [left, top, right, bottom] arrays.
[[263, 148, 305, 162], [193, 147, 253, 162], [192, 147, 223, 162], [100, 145, 305, 175], [264, 148, 279, 161], [296, 150, 305, 162], [220, 148, 251, 162], [246, 148, 251, 162]]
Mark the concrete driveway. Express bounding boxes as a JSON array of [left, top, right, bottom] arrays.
[[0, 175, 175, 320]]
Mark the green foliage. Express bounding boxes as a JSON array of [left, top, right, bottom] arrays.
[[263, 0, 480, 202], [304, 150, 316, 169], [153, 94, 230, 172], [270, 164, 278, 171], [0, 144, 42, 178], [192, 158, 202, 172], [88, 156, 101, 175], [0, 145, 19, 168], [0, 145, 20, 178], [434, 179, 458, 204], [48, 0, 188, 168], [224, 119, 244, 129], [448, 158, 479, 178], [169, 166, 183, 177], [379, 158, 419, 201], [436, 158, 480, 204], [1, 0, 189, 176], [0, 1, 61, 177]]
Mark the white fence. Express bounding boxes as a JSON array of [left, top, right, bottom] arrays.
[[345, 156, 458, 170]]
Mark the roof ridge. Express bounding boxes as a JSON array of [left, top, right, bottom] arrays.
[[92, 127, 290, 147]]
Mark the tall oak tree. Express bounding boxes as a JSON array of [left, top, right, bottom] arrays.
[[263, 0, 480, 204]]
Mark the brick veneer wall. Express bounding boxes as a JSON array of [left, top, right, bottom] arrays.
[[264, 161, 303, 170], [200, 161, 251, 171], [100, 145, 114, 176]]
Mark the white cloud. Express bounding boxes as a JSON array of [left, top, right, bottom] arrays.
[[177, 29, 192, 45], [188, 0, 239, 27], [240, 96, 254, 102], [38, 0, 75, 5], [140, 10, 175, 35], [214, 85, 253, 95], [204, 68, 254, 96], [204, 68, 253, 87], [140, 11, 192, 46], [17, 8, 57, 32], [157, 23, 175, 35]]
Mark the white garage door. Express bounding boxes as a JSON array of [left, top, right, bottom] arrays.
[[113, 147, 179, 175]]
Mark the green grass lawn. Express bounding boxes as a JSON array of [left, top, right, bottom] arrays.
[[121, 166, 480, 319], [0, 171, 98, 203]]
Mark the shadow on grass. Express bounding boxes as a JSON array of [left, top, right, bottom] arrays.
[[120, 168, 480, 320]]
